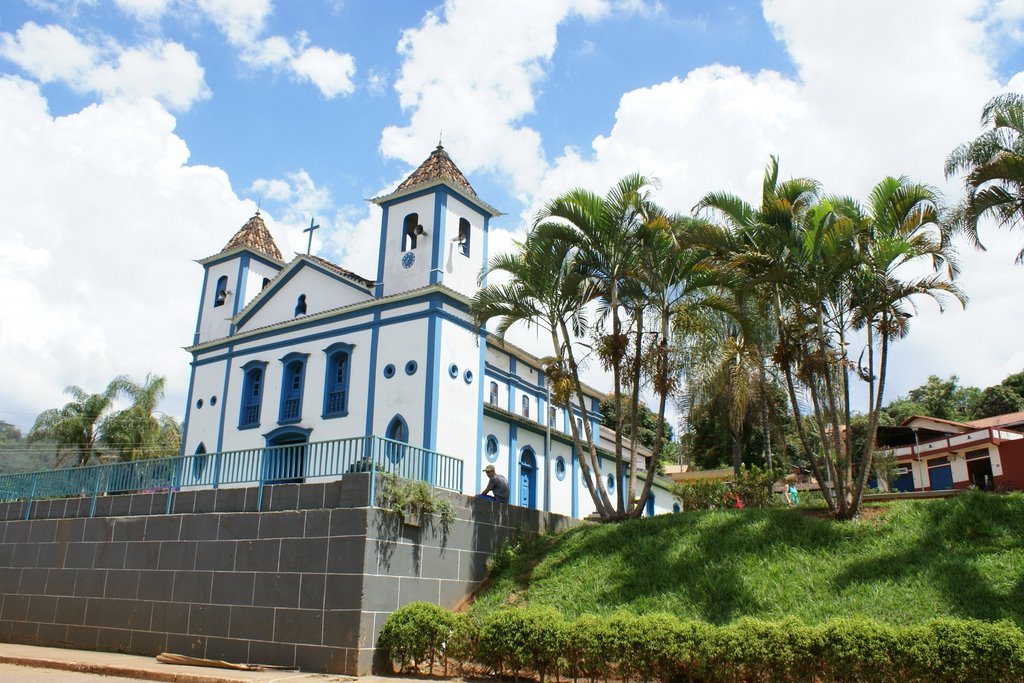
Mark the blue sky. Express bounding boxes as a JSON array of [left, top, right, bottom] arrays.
[[1, 0, 1024, 434]]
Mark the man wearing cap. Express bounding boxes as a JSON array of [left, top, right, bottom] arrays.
[[480, 464, 509, 503]]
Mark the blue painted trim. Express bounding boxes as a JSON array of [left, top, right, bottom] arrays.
[[485, 363, 545, 395], [508, 423, 518, 505], [376, 185, 440, 209], [375, 205, 389, 298], [228, 253, 249, 335], [236, 258, 372, 328], [201, 249, 282, 272], [193, 267, 210, 346], [364, 310, 381, 436], [180, 361, 198, 455], [475, 330, 487, 493], [480, 214, 490, 287], [321, 342, 354, 419], [277, 352, 309, 425], [193, 289, 469, 355], [263, 425, 313, 443], [238, 359, 268, 429], [429, 189, 447, 285], [379, 183, 497, 220], [571, 444, 579, 518], [191, 304, 474, 367], [215, 346, 234, 452], [422, 302, 442, 450], [509, 357, 517, 375]]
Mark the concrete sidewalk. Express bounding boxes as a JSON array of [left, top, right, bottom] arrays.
[[0, 643, 411, 683]]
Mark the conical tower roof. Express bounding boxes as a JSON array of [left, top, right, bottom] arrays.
[[222, 212, 283, 261], [395, 144, 477, 197]]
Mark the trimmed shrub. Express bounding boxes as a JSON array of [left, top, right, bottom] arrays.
[[377, 601, 456, 673], [704, 617, 816, 683], [815, 617, 901, 683], [381, 605, 1024, 683], [564, 613, 614, 681], [608, 612, 692, 683], [477, 605, 567, 681]]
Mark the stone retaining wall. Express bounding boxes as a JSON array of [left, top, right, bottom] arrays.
[[0, 475, 574, 674]]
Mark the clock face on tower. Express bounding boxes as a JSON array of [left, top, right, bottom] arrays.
[[401, 252, 415, 269]]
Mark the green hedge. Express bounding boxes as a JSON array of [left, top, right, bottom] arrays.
[[379, 603, 1024, 682]]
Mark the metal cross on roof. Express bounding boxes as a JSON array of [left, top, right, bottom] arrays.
[[303, 217, 320, 255]]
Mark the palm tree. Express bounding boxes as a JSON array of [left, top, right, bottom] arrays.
[[534, 174, 659, 514], [103, 374, 177, 460], [946, 93, 1024, 263], [471, 232, 618, 519], [28, 381, 121, 466], [845, 178, 965, 511]]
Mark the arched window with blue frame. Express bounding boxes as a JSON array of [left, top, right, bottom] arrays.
[[239, 360, 268, 428], [385, 414, 409, 465], [278, 352, 308, 424], [322, 342, 353, 418], [294, 294, 307, 316], [214, 275, 228, 307], [193, 442, 208, 480]]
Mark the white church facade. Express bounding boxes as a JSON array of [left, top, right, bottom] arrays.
[[180, 145, 676, 519]]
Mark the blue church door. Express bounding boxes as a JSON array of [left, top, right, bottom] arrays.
[[265, 430, 308, 484], [520, 448, 537, 509]]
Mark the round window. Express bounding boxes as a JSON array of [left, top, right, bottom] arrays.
[[463, 369, 473, 384], [195, 398, 203, 409], [405, 360, 418, 375], [606, 473, 615, 493], [449, 363, 459, 378], [209, 396, 217, 406], [485, 435, 499, 463], [383, 364, 396, 378], [555, 456, 566, 481]]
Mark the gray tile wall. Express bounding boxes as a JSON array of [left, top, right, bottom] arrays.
[[0, 475, 575, 675]]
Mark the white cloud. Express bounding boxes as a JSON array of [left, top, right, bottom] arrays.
[[290, 45, 356, 98], [240, 33, 356, 99], [0, 22, 209, 111], [0, 76, 264, 430], [194, 0, 273, 46], [112, 0, 172, 21]]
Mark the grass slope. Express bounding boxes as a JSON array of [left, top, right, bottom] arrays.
[[471, 492, 1024, 626]]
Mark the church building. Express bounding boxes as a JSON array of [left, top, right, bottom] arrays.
[[180, 145, 675, 518]]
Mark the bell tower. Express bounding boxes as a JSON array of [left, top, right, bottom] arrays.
[[371, 144, 500, 299], [193, 212, 285, 344]]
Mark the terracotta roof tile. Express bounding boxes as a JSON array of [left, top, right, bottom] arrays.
[[396, 144, 477, 196], [222, 213, 283, 261], [303, 254, 375, 289]]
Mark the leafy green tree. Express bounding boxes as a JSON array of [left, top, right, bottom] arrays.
[[972, 384, 1024, 419], [906, 375, 979, 420], [1001, 370, 1024, 401], [946, 93, 1024, 263]]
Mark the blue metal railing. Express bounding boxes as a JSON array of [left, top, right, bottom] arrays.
[[0, 435, 464, 520]]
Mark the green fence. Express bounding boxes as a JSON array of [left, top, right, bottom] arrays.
[[0, 435, 464, 520]]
